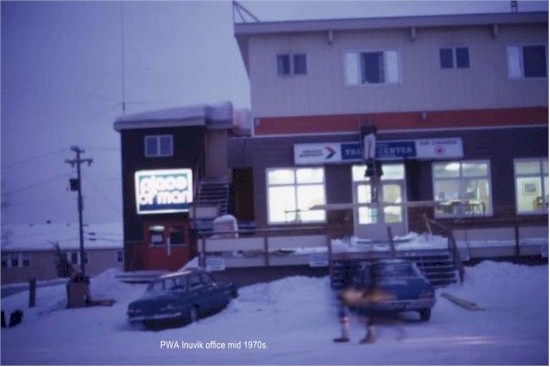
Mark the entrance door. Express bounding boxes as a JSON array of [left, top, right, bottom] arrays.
[[144, 221, 191, 271], [352, 164, 407, 240]]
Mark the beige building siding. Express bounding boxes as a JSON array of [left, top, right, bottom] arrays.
[[1, 249, 123, 285], [248, 23, 547, 118]]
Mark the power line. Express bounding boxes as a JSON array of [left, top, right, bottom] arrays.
[[2, 174, 70, 195], [2, 149, 66, 172], [81, 172, 122, 215]]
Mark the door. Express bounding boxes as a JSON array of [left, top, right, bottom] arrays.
[[352, 164, 407, 240], [144, 221, 191, 271]]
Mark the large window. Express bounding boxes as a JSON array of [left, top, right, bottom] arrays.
[[145, 135, 173, 157], [514, 159, 548, 214], [345, 50, 399, 85], [507, 45, 547, 79], [433, 161, 492, 217], [277, 53, 307, 76], [266, 167, 326, 224]]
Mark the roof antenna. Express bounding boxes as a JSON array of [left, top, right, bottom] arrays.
[[233, 1, 260, 23]]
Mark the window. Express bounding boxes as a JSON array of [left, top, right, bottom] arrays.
[[169, 226, 186, 246], [433, 161, 492, 217], [440, 47, 470, 69], [144, 135, 173, 157], [277, 53, 307, 76], [266, 167, 326, 224], [2, 253, 31, 268], [117, 251, 124, 263], [514, 159, 548, 214], [148, 225, 165, 246], [66, 251, 88, 265], [507, 45, 547, 79], [345, 50, 399, 85]]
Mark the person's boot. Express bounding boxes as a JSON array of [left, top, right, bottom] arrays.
[[333, 315, 350, 343], [359, 326, 376, 344]]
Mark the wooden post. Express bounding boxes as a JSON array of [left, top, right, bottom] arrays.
[[264, 232, 269, 266], [29, 277, 37, 308], [387, 227, 396, 258], [200, 234, 206, 268], [514, 220, 520, 258]]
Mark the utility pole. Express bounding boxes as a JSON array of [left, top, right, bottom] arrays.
[[65, 146, 93, 277]]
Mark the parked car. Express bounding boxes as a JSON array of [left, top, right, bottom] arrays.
[[340, 259, 436, 321], [127, 269, 238, 328]]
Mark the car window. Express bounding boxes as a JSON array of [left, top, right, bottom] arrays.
[[145, 280, 165, 295], [188, 274, 203, 291], [374, 263, 417, 278], [172, 276, 187, 291], [200, 272, 215, 285]]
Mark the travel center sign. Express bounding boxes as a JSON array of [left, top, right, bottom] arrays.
[[294, 138, 463, 165]]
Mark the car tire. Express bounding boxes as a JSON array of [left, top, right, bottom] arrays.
[[419, 308, 431, 321], [188, 306, 199, 324]]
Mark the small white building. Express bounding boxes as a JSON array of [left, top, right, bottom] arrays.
[[1, 222, 123, 285]]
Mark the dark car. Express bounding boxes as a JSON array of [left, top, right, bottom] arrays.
[[127, 269, 237, 328], [341, 259, 436, 321]]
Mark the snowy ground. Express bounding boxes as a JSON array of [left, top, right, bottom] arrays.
[[1, 261, 548, 365]]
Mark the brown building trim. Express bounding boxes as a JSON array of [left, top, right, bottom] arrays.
[[254, 107, 548, 136]]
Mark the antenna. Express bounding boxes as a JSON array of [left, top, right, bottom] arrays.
[[233, 1, 260, 23], [120, 2, 127, 113]]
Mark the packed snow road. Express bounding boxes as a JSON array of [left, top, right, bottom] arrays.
[[1, 261, 548, 365]]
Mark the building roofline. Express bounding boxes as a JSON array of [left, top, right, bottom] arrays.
[[234, 11, 547, 35], [234, 11, 548, 75]]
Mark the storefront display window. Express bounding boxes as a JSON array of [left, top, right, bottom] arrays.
[[267, 167, 326, 224], [433, 161, 492, 217], [514, 158, 548, 214]]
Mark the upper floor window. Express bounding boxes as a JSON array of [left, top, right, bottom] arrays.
[[277, 53, 307, 76], [345, 50, 399, 85], [507, 45, 547, 79], [433, 161, 492, 218], [145, 135, 173, 157], [514, 158, 548, 214], [440, 47, 470, 69], [266, 167, 326, 224]]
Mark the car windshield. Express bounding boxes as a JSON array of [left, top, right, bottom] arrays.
[[373, 263, 417, 278], [144, 280, 166, 296]]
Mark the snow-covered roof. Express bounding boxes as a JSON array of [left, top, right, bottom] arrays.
[[113, 101, 234, 131], [1, 222, 123, 252]]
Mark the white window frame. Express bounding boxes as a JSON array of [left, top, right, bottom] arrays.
[[344, 49, 400, 86], [277, 53, 308, 76], [507, 44, 548, 80], [144, 135, 173, 157], [266, 167, 326, 224], [514, 158, 548, 215], [432, 160, 493, 218]]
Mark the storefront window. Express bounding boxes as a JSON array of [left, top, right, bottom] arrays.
[[514, 158, 548, 214], [169, 226, 186, 246], [433, 161, 492, 217], [267, 167, 326, 224]]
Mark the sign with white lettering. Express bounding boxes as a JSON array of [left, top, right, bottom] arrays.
[[134, 169, 193, 214], [294, 138, 463, 164]]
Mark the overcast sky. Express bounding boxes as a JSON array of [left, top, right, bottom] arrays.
[[1, 0, 548, 227]]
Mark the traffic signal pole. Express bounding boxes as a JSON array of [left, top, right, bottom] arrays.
[[65, 146, 93, 277]]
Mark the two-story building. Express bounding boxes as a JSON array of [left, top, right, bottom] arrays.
[[115, 11, 548, 272], [231, 11, 548, 241]]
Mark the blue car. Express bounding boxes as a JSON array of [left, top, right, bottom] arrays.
[[127, 269, 238, 328], [340, 259, 436, 321]]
